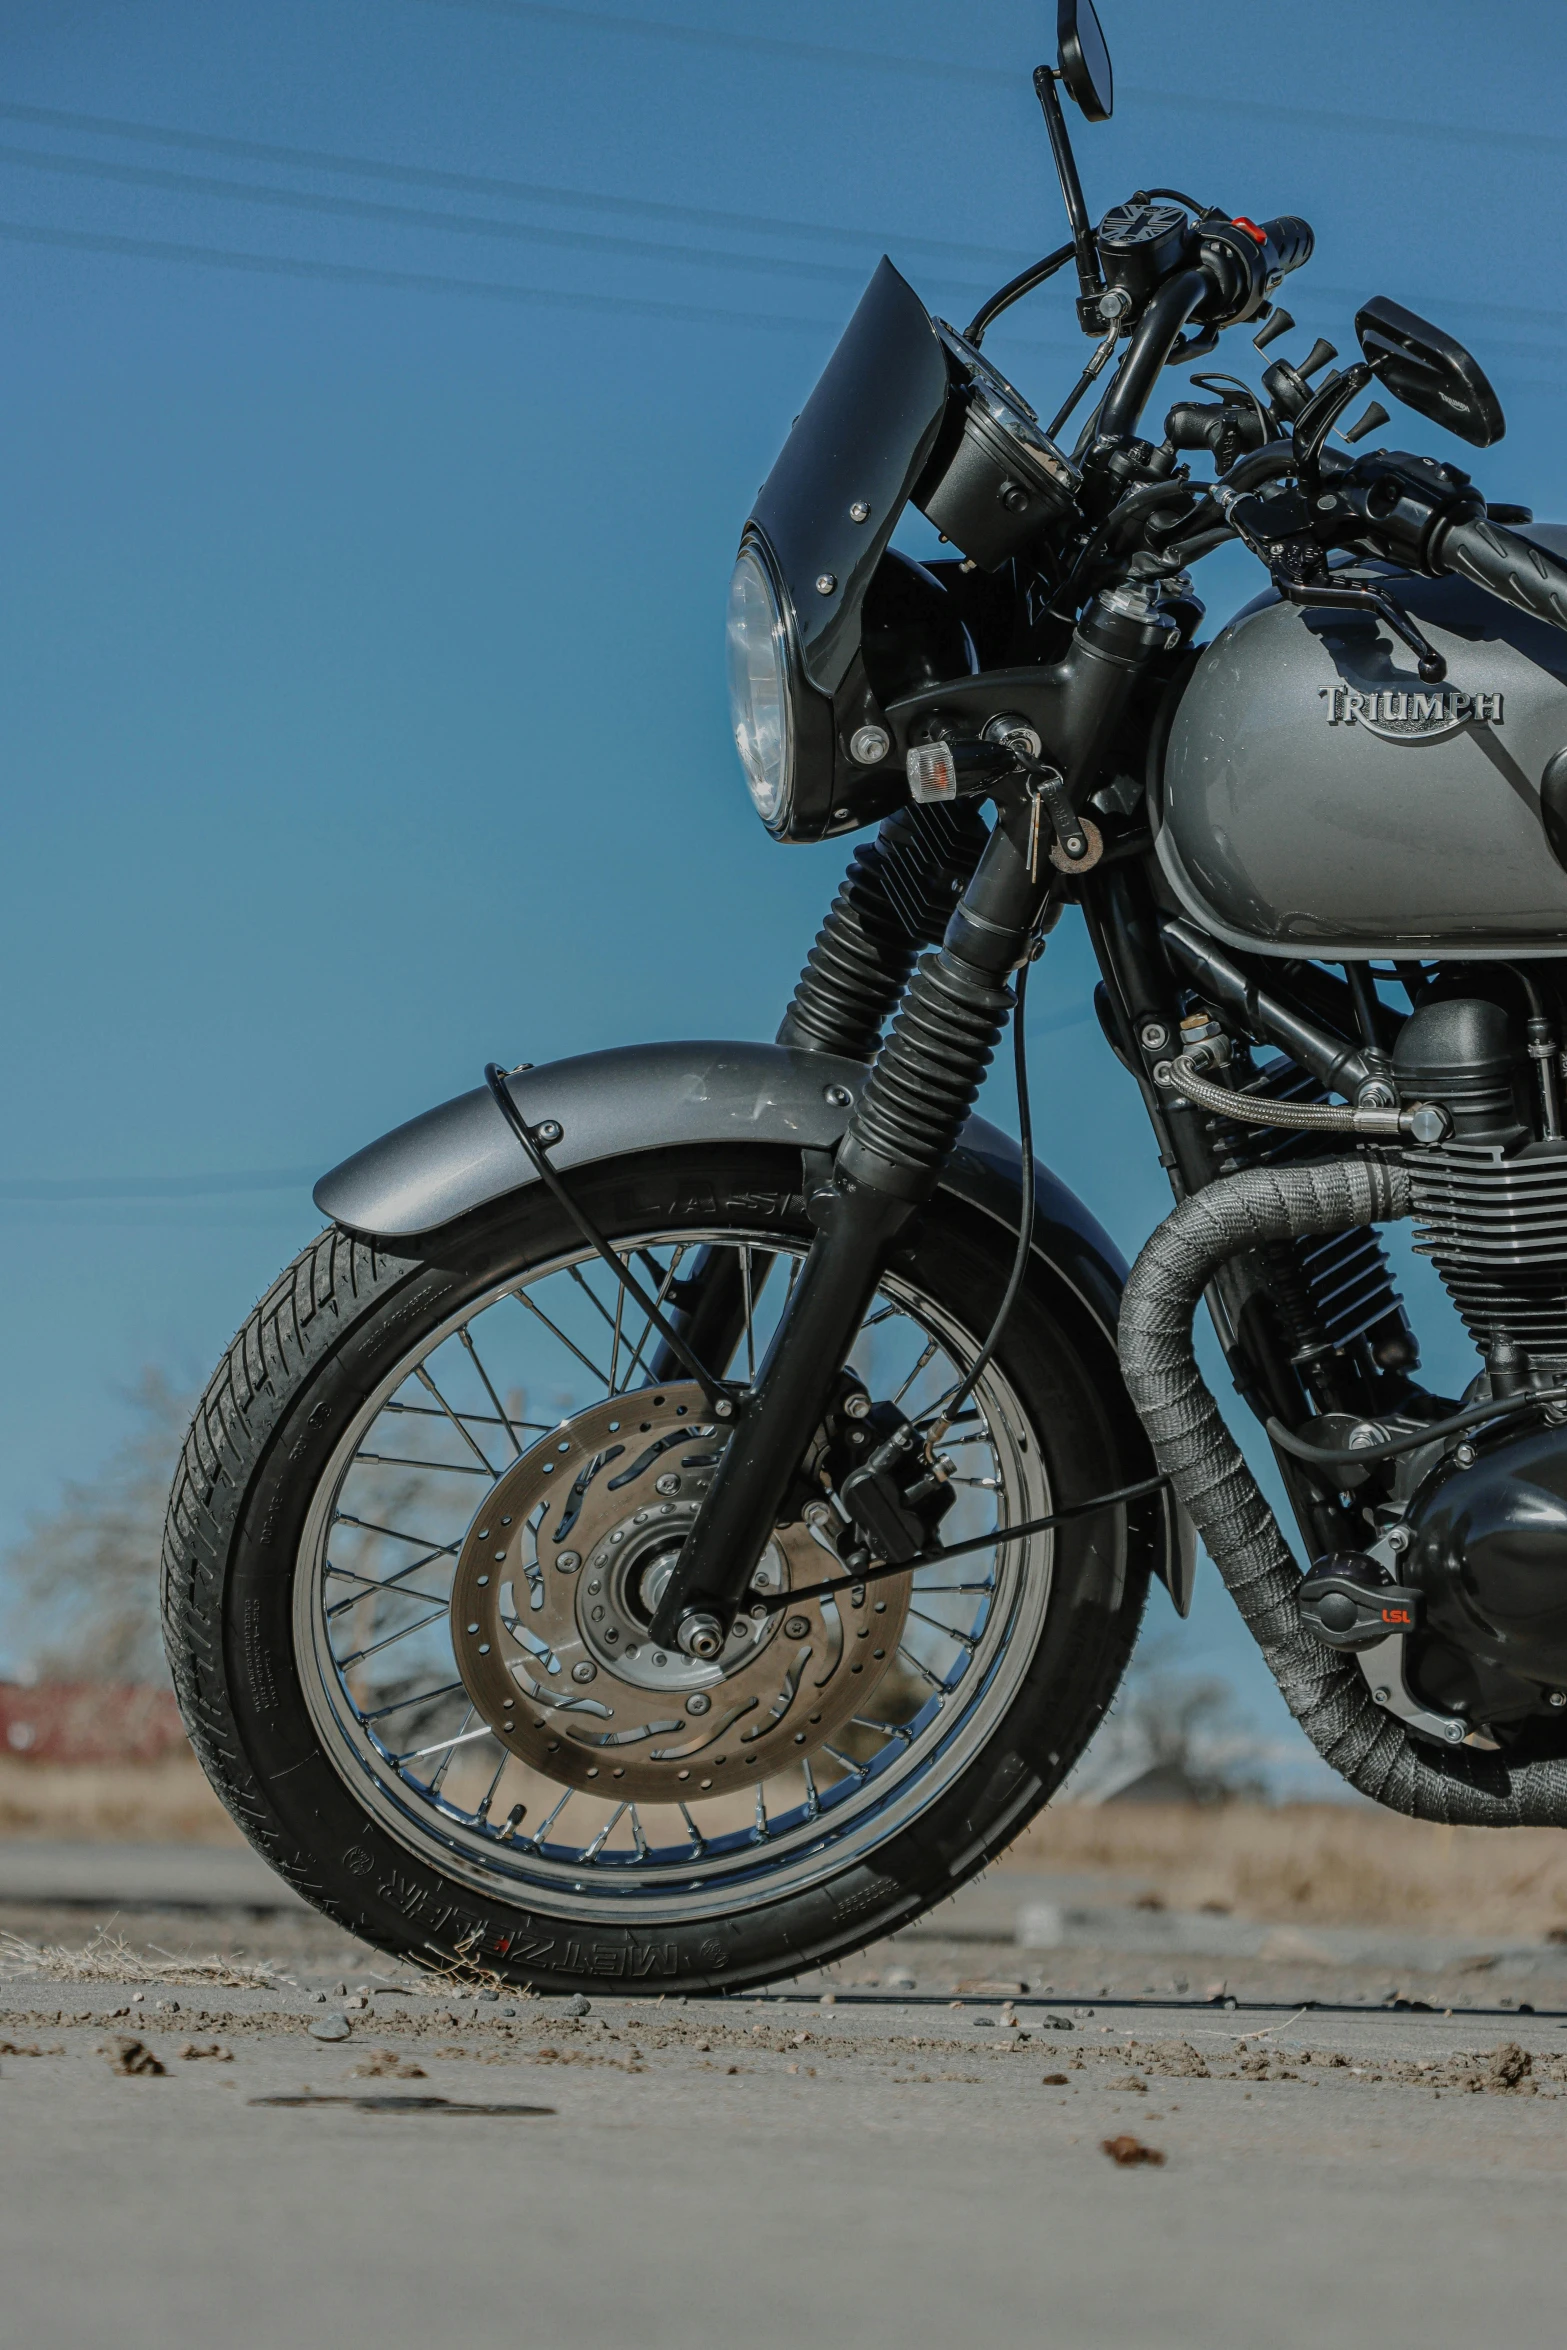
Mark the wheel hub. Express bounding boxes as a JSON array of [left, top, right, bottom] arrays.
[[449, 1383, 911, 1802]]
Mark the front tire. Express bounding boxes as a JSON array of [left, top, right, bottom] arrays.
[[162, 1145, 1151, 1992]]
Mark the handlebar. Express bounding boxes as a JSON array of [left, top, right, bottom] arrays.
[[1096, 212, 1315, 445], [1254, 214, 1314, 288], [1434, 514, 1567, 637]]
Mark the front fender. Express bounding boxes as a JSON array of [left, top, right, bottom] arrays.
[[314, 1040, 1193, 1613]]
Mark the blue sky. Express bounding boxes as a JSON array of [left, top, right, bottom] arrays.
[[2, 0, 1563, 1772]]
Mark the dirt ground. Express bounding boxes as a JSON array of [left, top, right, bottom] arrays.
[[10, 1754, 1567, 1940], [10, 1762, 1567, 2346]]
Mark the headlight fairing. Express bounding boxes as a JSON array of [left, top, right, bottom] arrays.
[[726, 543, 795, 827]]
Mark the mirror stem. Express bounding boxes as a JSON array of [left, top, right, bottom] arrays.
[[1033, 65, 1103, 320]]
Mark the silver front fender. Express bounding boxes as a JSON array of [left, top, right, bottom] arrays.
[[314, 1038, 1194, 1614]]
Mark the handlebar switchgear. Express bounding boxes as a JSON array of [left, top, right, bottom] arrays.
[[1195, 213, 1315, 325]]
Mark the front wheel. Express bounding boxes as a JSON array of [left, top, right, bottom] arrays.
[[162, 1145, 1151, 1992]]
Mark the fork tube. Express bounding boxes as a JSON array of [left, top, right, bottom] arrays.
[[647, 802, 1049, 1655]]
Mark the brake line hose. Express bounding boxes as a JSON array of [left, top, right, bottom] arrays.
[[1117, 1155, 1567, 1825]]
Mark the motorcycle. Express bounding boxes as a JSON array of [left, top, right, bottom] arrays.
[[162, 1, 1567, 1992]]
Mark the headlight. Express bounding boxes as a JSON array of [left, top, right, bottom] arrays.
[[726, 544, 794, 826]]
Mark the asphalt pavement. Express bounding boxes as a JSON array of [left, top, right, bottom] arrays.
[[6, 1834, 1567, 2345], [4, 1966, 1567, 2350]]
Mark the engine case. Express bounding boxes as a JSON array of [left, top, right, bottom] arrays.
[[1156, 530, 1567, 958], [1408, 1424, 1567, 1719]]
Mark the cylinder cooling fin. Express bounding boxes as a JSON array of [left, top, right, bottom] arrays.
[[1406, 1144, 1567, 1367], [1393, 987, 1567, 1371]]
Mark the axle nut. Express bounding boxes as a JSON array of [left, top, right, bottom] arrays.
[[677, 1612, 725, 1661]]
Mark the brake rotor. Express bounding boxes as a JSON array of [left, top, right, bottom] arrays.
[[448, 1382, 912, 1803]]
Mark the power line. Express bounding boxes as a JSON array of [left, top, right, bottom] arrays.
[[0, 214, 867, 328], [0, 100, 1030, 269], [0, 142, 923, 293], [417, 0, 1567, 161], [0, 103, 1561, 337]]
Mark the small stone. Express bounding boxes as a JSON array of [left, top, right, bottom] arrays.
[[311, 1990, 327, 2004], [477, 1989, 499, 2003], [819, 1994, 836, 2006], [308, 2013, 352, 2043], [500, 2006, 518, 2019], [565, 1995, 591, 2018]]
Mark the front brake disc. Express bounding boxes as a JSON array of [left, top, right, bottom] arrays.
[[448, 1383, 911, 1802]]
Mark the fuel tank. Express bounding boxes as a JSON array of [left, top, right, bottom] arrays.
[[1155, 527, 1567, 958]]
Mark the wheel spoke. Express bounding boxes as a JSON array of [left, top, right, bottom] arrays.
[[337, 1604, 451, 1669], [511, 1286, 613, 1391], [909, 1607, 979, 1653], [678, 1802, 706, 1851], [334, 1512, 461, 1558], [354, 1452, 492, 1477], [528, 1786, 575, 1847], [326, 1562, 451, 1618], [395, 1718, 488, 1766], [475, 1748, 510, 1820], [607, 1259, 628, 1395], [741, 1244, 757, 1384], [426, 1706, 477, 1791], [619, 1245, 688, 1389], [361, 1680, 466, 1725], [414, 1363, 496, 1475], [385, 1399, 552, 1436], [581, 1803, 627, 1861], [459, 1326, 526, 1459], [891, 1338, 939, 1407]]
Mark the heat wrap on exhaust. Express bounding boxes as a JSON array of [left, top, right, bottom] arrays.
[[1118, 1156, 1567, 1825]]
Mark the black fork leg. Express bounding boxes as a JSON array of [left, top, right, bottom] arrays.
[[647, 803, 1048, 1657]]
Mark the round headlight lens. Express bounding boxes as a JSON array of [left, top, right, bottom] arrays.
[[726, 545, 794, 825]]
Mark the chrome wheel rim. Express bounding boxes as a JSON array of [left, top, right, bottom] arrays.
[[294, 1224, 1054, 1928]]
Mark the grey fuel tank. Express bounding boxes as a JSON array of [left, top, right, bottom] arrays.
[[1156, 526, 1567, 959]]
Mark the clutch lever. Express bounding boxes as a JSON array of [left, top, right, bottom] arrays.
[[1273, 576, 1447, 684]]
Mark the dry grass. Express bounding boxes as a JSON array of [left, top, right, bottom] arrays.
[[8, 1755, 1567, 1944], [0, 1926, 278, 1987], [0, 1755, 241, 1845], [1000, 1801, 1567, 1940]]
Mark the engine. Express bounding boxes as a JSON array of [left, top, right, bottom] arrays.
[[1358, 983, 1567, 1737]]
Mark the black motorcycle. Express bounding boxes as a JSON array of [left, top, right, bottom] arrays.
[[163, 3, 1567, 1991]]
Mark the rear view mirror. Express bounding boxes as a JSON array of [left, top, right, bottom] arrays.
[[1355, 296, 1505, 449], [1057, 0, 1113, 121]]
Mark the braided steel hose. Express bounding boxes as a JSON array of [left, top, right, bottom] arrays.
[[1163, 1051, 1447, 1140], [1118, 1157, 1567, 1825]]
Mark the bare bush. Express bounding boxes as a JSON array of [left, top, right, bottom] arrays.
[[2, 1368, 190, 1683]]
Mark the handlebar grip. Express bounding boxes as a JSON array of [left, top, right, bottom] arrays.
[[1258, 215, 1313, 284], [1437, 515, 1567, 636]]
